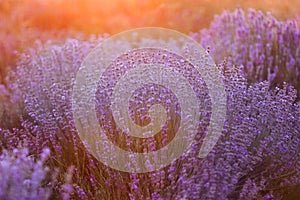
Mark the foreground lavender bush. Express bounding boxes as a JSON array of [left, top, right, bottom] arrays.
[[199, 8, 300, 100], [0, 147, 52, 200], [4, 31, 300, 199], [167, 67, 300, 199]]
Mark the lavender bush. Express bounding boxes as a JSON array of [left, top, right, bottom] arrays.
[[4, 37, 109, 199], [0, 147, 52, 200], [2, 10, 300, 199], [164, 66, 300, 199], [198, 8, 300, 101]]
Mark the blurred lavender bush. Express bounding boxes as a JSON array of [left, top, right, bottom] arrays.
[[198, 8, 300, 101], [1, 9, 300, 199], [0, 147, 52, 200]]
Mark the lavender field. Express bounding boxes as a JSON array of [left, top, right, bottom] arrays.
[[0, 1, 300, 200]]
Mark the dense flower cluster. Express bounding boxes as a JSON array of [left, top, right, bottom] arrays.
[[198, 8, 300, 100], [166, 67, 300, 199], [0, 147, 52, 200], [1, 8, 299, 200]]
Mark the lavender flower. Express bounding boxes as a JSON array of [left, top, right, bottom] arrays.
[[198, 8, 300, 100]]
